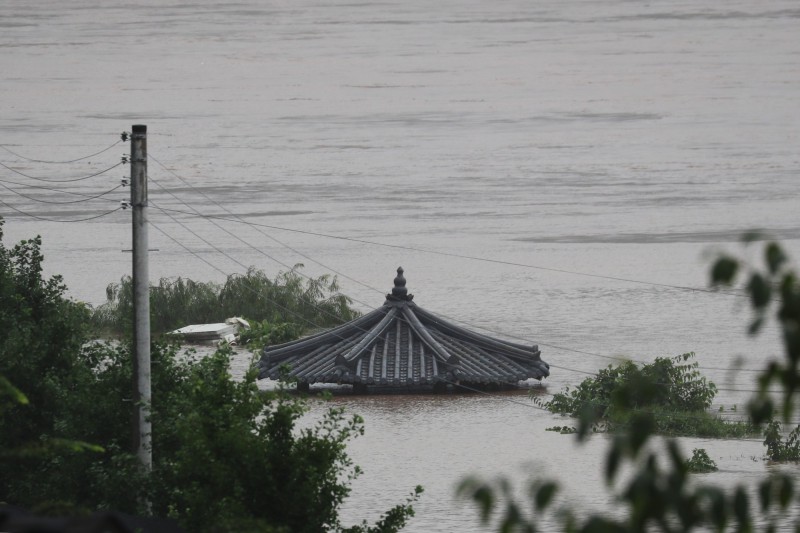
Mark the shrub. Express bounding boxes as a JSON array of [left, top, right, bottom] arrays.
[[541, 353, 754, 437], [685, 448, 717, 473], [763, 420, 800, 462]]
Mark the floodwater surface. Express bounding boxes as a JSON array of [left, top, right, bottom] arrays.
[[2, 0, 799, 530]]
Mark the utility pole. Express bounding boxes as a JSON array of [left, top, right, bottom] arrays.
[[130, 124, 152, 472]]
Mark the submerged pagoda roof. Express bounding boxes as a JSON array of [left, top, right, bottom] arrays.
[[258, 268, 549, 392]]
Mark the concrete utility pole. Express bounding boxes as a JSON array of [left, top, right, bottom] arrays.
[[130, 124, 152, 471]]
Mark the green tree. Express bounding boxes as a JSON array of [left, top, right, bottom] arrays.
[[460, 238, 800, 532], [0, 220, 104, 484], [0, 219, 420, 532]]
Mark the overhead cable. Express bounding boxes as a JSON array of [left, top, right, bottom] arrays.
[[147, 213, 775, 396], [150, 205, 750, 300], [0, 160, 124, 183], [149, 201, 768, 376], [149, 202, 382, 342], [147, 219, 358, 340], [0, 198, 123, 223], [0, 137, 124, 164], [148, 153, 386, 297], [142, 159, 772, 380], [0, 180, 124, 205]]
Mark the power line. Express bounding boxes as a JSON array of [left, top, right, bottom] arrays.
[[418, 313, 768, 374], [136, 160, 419, 351], [147, 176, 375, 307], [0, 160, 124, 183], [1, 143, 774, 385], [148, 220, 232, 279], [147, 212, 556, 384], [150, 200, 252, 272], [146, 219, 363, 343], [148, 204, 385, 346], [151, 205, 750, 301], [0, 138, 124, 164], [155, 226, 763, 393], [147, 153, 386, 297], [149, 201, 673, 377], [0, 179, 124, 205], [436, 376, 799, 434], [141, 158, 773, 375], [147, 209, 781, 397], [146, 159, 384, 315], [146, 222, 800, 439], [141, 157, 779, 383], [149, 197, 769, 377], [0, 198, 124, 222], [149, 200, 381, 314], [147, 187, 641, 379], [135, 167, 796, 432]]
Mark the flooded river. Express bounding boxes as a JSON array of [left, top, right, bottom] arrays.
[[2, 0, 799, 529]]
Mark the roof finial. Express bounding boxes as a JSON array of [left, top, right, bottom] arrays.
[[387, 266, 413, 301]]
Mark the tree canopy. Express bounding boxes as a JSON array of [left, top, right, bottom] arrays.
[[0, 219, 420, 532]]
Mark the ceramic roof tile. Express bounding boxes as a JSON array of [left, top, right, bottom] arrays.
[[258, 268, 549, 392]]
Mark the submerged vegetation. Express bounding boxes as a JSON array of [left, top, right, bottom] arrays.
[[540, 353, 757, 438], [90, 266, 360, 338], [763, 420, 800, 462], [685, 448, 718, 473]]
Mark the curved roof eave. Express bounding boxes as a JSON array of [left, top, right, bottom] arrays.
[[258, 267, 550, 387]]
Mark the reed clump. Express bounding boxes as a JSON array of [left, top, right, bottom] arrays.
[[90, 265, 359, 337]]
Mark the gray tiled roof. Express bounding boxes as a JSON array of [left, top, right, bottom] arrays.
[[258, 268, 549, 390]]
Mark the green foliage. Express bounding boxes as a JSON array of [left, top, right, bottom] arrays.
[[712, 238, 799, 423], [542, 353, 754, 438], [545, 426, 577, 434], [0, 219, 105, 467], [0, 375, 28, 407], [763, 420, 800, 462], [145, 345, 377, 532], [0, 221, 418, 532], [90, 266, 360, 337], [546, 353, 716, 417], [237, 319, 305, 351], [461, 239, 800, 532], [343, 486, 424, 533], [685, 448, 717, 473]]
